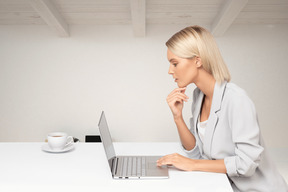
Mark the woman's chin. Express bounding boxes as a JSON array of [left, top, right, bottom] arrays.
[[177, 82, 188, 88]]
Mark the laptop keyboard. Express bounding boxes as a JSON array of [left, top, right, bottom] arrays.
[[121, 156, 146, 177]]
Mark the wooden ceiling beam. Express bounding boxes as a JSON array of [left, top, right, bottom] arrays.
[[130, 0, 146, 37], [212, 0, 248, 36], [29, 0, 69, 37]]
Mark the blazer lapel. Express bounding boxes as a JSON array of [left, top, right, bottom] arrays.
[[192, 90, 204, 156], [203, 81, 227, 159]]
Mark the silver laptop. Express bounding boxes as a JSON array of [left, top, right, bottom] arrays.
[[98, 111, 169, 179]]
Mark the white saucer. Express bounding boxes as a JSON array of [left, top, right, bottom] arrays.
[[42, 143, 75, 153]]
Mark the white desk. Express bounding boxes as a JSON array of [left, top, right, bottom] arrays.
[[0, 142, 233, 192]]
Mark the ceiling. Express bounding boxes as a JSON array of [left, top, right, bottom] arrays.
[[0, 0, 287, 37]]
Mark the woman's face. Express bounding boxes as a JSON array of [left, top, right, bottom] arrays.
[[167, 49, 200, 88]]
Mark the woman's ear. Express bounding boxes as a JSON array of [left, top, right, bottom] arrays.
[[195, 57, 202, 68]]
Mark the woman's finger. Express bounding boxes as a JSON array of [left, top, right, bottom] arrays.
[[157, 153, 178, 166], [157, 153, 194, 171], [167, 91, 189, 102], [167, 94, 189, 104], [168, 87, 187, 97]]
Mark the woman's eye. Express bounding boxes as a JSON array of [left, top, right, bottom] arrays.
[[173, 63, 178, 67]]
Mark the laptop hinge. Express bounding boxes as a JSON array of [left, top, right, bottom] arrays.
[[112, 157, 118, 176]]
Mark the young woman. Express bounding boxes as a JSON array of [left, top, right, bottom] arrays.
[[156, 26, 288, 192]]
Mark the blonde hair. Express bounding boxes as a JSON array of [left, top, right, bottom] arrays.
[[166, 25, 231, 83]]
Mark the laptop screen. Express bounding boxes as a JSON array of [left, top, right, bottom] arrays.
[[98, 111, 116, 170]]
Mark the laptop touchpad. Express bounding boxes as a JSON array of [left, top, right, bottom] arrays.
[[148, 162, 158, 169]]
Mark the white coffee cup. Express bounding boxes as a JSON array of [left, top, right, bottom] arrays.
[[47, 132, 73, 150]]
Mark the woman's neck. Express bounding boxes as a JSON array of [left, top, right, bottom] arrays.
[[194, 68, 216, 101]]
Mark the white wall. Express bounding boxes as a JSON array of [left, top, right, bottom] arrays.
[[0, 24, 287, 147]]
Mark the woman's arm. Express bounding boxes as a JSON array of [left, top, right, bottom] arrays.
[[166, 87, 196, 150], [157, 153, 227, 173], [174, 117, 196, 151]]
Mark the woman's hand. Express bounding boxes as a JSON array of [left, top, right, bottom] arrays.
[[157, 154, 227, 174], [166, 88, 189, 119], [157, 153, 195, 171]]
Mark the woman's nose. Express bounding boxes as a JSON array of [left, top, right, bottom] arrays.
[[168, 65, 174, 75]]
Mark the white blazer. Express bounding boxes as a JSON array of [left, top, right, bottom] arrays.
[[184, 81, 288, 192]]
